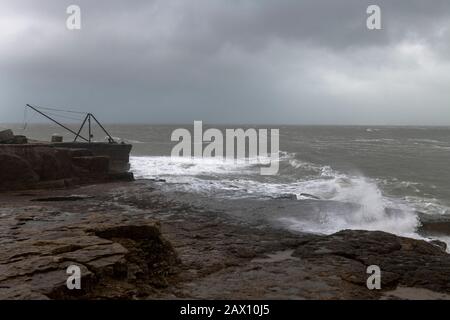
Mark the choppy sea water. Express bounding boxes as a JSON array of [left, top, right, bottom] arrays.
[[12, 124, 450, 246]]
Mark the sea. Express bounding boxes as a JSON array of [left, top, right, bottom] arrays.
[[7, 123, 450, 247]]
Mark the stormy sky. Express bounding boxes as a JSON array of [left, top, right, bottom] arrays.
[[1, 0, 450, 125]]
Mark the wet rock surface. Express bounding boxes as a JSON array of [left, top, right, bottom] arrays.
[[0, 181, 449, 300]]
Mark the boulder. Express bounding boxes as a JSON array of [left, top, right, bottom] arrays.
[[293, 230, 450, 293], [0, 129, 14, 143], [12, 135, 28, 144]]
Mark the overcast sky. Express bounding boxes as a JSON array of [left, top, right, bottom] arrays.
[[1, 0, 450, 125]]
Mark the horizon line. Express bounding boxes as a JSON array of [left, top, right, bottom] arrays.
[[2, 122, 450, 128]]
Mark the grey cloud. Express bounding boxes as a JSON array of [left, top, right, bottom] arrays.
[[1, 0, 450, 124]]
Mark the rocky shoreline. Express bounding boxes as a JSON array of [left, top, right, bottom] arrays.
[[0, 130, 133, 191], [1, 180, 450, 300]]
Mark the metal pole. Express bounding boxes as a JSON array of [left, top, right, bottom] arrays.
[[88, 114, 92, 143], [26, 104, 89, 142], [73, 114, 89, 142], [90, 114, 116, 143]]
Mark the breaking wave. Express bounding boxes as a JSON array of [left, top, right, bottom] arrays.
[[130, 153, 437, 240]]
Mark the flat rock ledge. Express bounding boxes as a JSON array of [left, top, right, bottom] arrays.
[[0, 220, 179, 299], [1, 182, 450, 300]]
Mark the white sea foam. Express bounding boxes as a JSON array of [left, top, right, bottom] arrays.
[[353, 138, 396, 143], [130, 154, 437, 243], [131, 156, 258, 178], [277, 159, 420, 236], [404, 196, 450, 216], [409, 138, 443, 144], [279, 177, 419, 237]]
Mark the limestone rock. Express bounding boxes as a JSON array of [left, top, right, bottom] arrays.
[[293, 230, 450, 293], [72, 156, 110, 173], [0, 153, 39, 183], [0, 129, 14, 143], [0, 220, 179, 300]]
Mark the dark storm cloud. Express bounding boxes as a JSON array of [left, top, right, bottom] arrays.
[[1, 0, 450, 124]]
